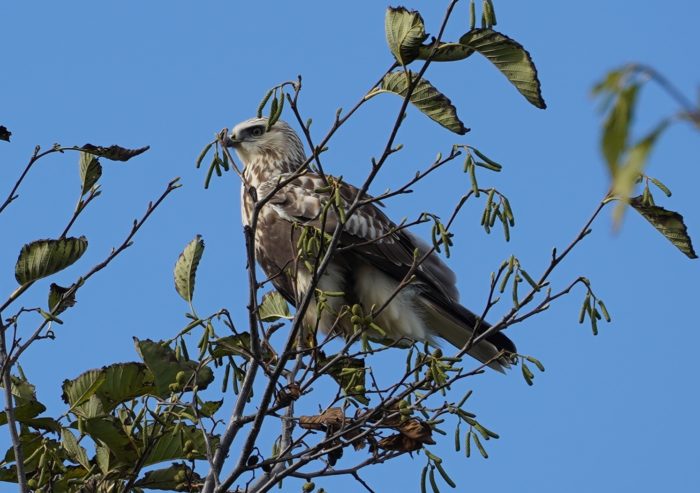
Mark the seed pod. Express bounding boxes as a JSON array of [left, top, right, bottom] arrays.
[[598, 299, 612, 322], [429, 466, 441, 493], [257, 88, 274, 117], [435, 461, 457, 488]]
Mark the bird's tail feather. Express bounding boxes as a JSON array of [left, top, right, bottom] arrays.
[[419, 298, 515, 373]]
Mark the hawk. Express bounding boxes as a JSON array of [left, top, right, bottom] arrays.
[[226, 117, 516, 371]]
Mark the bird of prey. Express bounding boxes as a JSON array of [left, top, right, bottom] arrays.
[[226, 117, 516, 371]]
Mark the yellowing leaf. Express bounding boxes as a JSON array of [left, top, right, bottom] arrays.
[[174, 235, 205, 303], [258, 291, 292, 321], [385, 7, 428, 65], [15, 237, 88, 285], [602, 84, 639, 173]]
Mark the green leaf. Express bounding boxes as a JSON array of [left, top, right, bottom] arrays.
[[134, 464, 202, 490], [80, 143, 150, 161], [416, 42, 474, 62], [95, 362, 155, 411], [3, 430, 57, 473], [320, 355, 368, 405], [142, 423, 218, 467], [212, 333, 252, 359], [0, 401, 46, 427], [630, 197, 698, 259], [385, 7, 428, 65], [81, 416, 137, 465], [79, 151, 102, 196], [258, 291, 292, 321], [459, 29, 546, 109], [48, 283, 77, 315], [174, 235, 205, 303], [19, 417, 62, 433], [134, 338, 214, 396], [15, 236, 88, 285], [95, 444, 110, 475], [61, 369, 107, 418], [63, 362, 155, 419], [199, 400, 223, 418], [372, 71, 469, 135], [61, 429, 91, 470]]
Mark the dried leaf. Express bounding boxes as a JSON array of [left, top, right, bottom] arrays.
[[399, 419, 436, 445], [0, 125, 11, 142], [80, 143, 150, 161], [299, 408, 346, 431]]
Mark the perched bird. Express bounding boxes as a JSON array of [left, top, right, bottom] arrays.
[[226, 117, 516, 371]]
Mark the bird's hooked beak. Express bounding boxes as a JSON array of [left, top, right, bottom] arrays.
[[223, 132, 239, 148]]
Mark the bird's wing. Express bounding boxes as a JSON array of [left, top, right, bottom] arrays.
[[258, 173, 458, 300], [259, 173, 516, 367]]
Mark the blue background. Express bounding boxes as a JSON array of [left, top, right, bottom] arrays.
[[1, 1, 698, 491]]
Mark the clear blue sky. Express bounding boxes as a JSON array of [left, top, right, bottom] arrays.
[[2, 1, 699, 492]]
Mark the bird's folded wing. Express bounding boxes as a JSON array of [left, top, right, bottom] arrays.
[[258, 173, 459, 302]]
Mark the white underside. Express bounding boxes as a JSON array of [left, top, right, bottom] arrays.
[[295, 262, 431, 344]]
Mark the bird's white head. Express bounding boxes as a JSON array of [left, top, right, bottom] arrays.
[[226, 117, 306, 178]]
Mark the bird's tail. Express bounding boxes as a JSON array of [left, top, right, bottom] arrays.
[[419, 298, 516, 372]]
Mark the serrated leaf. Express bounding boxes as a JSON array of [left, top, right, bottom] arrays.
[[96, 362, 155, 411], [385, 7, 428, 65], [79, 151, 102, 196], [630, 197, 697, 259], [63, 362, 155, 419], [48, 283, 77, 315], [134, 338, 214, 396], [0, 125, 11, 142], [416, 41, 474, 62], [134, 464, 202, 490], [174, 235, 205, 303], [15, 236, 88, 285], [80, 143, 149, 161], [372, 71, 469, 134], [258, 291, 292, 321], [61, 429, 91, 470], [459, 29, 546, 109], [61, 369, 107, 417]]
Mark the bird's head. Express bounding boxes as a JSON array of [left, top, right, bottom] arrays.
[[226, 117, 306, 173]]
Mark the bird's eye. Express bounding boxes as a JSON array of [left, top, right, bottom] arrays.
[[250, 126, 264, 137]]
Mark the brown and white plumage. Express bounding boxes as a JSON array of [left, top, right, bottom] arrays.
[[227, 117, 516, 371]]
